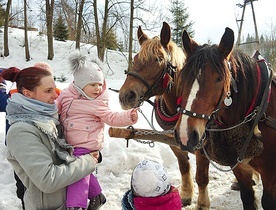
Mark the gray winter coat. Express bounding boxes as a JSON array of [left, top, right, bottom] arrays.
[[6, 122, 96, 210]]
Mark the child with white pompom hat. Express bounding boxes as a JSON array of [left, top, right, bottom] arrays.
[[122, 159, 182, 210]]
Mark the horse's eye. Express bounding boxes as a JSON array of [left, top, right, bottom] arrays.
[[216, 77, 223, 82]]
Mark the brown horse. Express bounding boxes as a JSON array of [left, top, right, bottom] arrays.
[[119, 22, 211, 208], [174, 27, 276, 209]]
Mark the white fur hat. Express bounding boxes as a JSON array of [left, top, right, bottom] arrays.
[[69, 51, 104, 89], [131, 160, 171, 197]]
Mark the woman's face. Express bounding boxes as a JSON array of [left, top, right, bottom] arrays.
[[25, 76, 58, 104]]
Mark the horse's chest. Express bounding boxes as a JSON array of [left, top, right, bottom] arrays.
[[205, 122, 263, 166]]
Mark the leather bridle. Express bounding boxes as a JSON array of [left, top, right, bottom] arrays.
[[126, 61, 176, 106]]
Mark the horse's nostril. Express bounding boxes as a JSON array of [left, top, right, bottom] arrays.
[[127, 91, 136, 102], [187, 131, 199, 152]]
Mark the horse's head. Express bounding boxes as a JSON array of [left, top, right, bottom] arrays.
[[119, 22, 185, 110], [174, 27, 235, 152]]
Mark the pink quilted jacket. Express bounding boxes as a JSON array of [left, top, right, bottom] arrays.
[[56, 81, 137, 151]]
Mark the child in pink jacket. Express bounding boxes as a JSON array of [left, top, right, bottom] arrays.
[[56, 51, 138, 210], [122, 160, 182, 210]]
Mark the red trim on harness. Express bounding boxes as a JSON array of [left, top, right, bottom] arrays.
[[245, 63, 261, 116], [162, 73, 170, 88], [156, 97, 180, 122], [176, 96, 182, 106]]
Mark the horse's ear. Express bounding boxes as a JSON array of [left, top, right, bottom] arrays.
[[160, 22, 171, 48], [218, 27, 235, 60], [137, 25, 149, 45], [182, 30, 199, 57]]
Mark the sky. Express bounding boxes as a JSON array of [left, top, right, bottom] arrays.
[[0, 28, 266, 209], [7, 0, 276, 49], [160, 0, 276, 44]]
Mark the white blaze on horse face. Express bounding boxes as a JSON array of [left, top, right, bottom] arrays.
[[179, 79, 199, 146]]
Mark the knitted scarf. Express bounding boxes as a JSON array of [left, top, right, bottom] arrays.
[[6, 93, 75, 163], [73, 83, 96, 100], [122, 190, 135, 210]]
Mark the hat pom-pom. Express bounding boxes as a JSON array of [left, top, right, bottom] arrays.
[[69, 50, 87, 74]]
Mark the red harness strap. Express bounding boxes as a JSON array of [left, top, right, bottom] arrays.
[[245, 63, 261, 116], [155, 96, 180, 122]]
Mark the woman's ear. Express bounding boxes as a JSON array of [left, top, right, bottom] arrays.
[[22, 88, 33, 98]]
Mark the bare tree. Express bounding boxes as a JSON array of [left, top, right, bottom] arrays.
[[46, 0, 54, 60], [93, 0, 127, 61], [24, 0, 30, 61], [3, 0, 12, 57], [75, 0, 84, 49], [127, 0, 134, 71], [59, 0, 77, 41], [93, 0, 108, 61]]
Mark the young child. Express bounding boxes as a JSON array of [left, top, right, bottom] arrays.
[[56, 51, 138, 210], [122, 160, 182, 210]]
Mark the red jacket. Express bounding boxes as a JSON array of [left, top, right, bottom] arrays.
[[133, 187, 182, 210]]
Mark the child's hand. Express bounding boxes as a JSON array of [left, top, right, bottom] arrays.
[[130, 108, 139, 122], [89, 151, 99, 163]]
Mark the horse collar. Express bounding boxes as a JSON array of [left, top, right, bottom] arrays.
[[156, 96, 180, 123]]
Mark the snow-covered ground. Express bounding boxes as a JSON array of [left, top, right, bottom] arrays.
[[0, 28, 264, 209]]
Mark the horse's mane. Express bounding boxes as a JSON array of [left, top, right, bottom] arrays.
[[178, 44, 230, 95], [229, 49, 258, 116], [138, 36, 185, 72]]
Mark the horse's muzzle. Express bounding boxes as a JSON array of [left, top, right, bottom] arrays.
[[174, 129, 199, 153]]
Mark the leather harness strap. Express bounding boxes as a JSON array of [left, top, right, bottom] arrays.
[[264, 115, 276, 130]]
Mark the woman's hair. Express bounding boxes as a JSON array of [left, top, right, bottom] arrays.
[[2, 66, 52, 93]]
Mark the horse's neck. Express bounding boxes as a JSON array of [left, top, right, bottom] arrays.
[[161, 69, 181, 116]]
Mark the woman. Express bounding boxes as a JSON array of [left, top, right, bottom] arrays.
[[1, 63, 60, 210], [2, 66, 98, 210]]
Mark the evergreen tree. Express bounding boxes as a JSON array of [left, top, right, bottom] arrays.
[[53, 15, 69, 41], [169, 0, 194, 46], [106, 28, 118, 50]]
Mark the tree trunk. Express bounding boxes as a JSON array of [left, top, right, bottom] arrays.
[[93, 0, 100, 58], [93, 0, 108, 61], [75, 0, 85, 49], [127, 0, 134, 71], [4, 0, 12, 57], [98, 0, 109, 61], [46, 0, 54, 60], [24, 0, 30, 61]]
